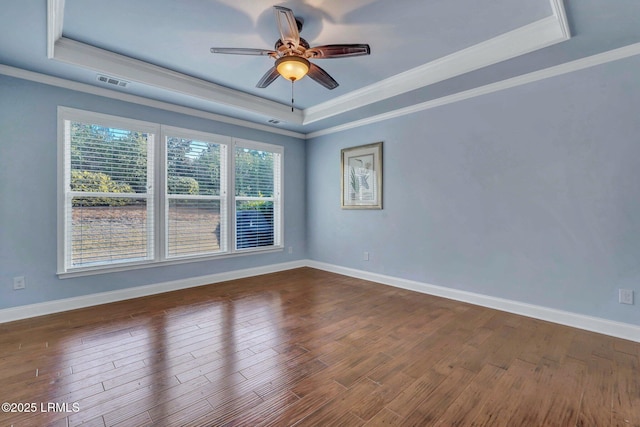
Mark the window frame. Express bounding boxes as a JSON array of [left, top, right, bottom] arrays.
[[57, 107, 160, 275], [161, 125, 231, 261], [232, 138, 284, 252], [57, 107, 284, 278]]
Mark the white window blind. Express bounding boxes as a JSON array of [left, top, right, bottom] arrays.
[[58, 108, 284, 276], [234, 140, 282, 250], [165, 134, 227, 258], [62, 116, 155, 270]]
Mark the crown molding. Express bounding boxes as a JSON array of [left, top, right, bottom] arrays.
[[307, 41, 640, 139], [46, 0, 64, 58], [21, 0, 640, 139], [47, 0, 302, 124], [47, 0, 570, 132], [549, 0, 571, 39], [0, 64, 306, 139], [303, 12, 570, 126], [53, 37, 304, 124], [7, 39, 639, 142]]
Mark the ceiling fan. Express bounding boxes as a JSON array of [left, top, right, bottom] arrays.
[[210, 6, 371, 93]]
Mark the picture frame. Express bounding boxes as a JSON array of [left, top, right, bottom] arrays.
[[341, 142, 383, 209]]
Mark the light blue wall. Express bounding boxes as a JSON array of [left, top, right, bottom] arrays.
[[0, 75, 307, 309], [3, 54, 640, 327], [307, 55, 640, 325]]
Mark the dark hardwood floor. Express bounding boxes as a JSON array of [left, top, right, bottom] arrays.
[[0, 267, 638, 426]]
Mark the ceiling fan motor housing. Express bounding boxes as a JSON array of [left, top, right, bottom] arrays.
[[274, 38, 310, 53]]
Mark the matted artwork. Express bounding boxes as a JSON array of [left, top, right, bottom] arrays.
[[341, 142, 382, 209]]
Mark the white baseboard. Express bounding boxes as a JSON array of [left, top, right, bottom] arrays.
[[0, 260, 307, 324], [307, 260, 640, 343], [2, 259, 638, 343]]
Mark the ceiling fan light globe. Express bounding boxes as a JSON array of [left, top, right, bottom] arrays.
[[276, 56, 310, 82]]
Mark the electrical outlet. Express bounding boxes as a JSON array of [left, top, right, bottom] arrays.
[[619, 289, 634, 305], [363, 251, 369, 261], [13, 276, 26, 290], [288, 246, 293, 254]]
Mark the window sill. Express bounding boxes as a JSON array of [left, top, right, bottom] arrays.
[[57, 246, 284, 279]]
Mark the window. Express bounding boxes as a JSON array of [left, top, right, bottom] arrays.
[[164, 129, 228, 258], [234, 139, 282, 250], [58, 108, 283, 276], [59, 111, 157, 271]]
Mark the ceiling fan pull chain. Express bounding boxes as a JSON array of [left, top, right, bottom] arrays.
[[291, 80, 295, 112]]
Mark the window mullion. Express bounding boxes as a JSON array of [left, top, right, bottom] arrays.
[[229, 140, 237, 253], [156, 129, 166, 263]]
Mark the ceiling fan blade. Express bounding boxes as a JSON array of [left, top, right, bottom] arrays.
[[256, 66, 280, 88], [306, 44, 371, 59], [274, 6, 300, 50], [210, 47, 275, 56], [307, 63, 339, 90]]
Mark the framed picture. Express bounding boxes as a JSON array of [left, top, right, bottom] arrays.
[[341, 142, 383, 209]]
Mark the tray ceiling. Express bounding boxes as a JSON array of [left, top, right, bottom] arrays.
[[1, 1, 639, 135]]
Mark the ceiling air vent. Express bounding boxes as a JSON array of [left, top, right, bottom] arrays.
[[97, 74, 129, 88], [267, 119, 281, 125]]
